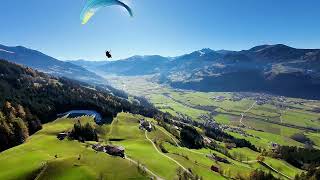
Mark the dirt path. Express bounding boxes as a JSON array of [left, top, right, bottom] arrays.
[[260, 161, 292, 179], [126, 156, 164, 180], [242, 160, 292, 179], [107, 118, 117, 136], [241, 160, 259, 163], [279, 108, 289, 124], [108, 119, 164, 180], [239, 101, 257, 126], [156, 126, 180, 147], [145, 131, 190, 173], [34, 163, 48, 180]]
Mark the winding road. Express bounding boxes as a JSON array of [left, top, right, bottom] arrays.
[[239, 101, 257, 126]]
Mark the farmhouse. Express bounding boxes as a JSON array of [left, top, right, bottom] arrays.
[[139, 119, 152, 132], [105, 145, 125, 158], [92, 144, 105, 152], [270, 142, 279, 151], [92, 144, 125, 158], [57, 132, 68, 140], [210, 165, 220, 173]]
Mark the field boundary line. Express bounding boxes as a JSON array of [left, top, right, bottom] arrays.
[[34, 162, 48, 180], [260, 161, 292, 180], [145, 131, 190, 173], [239, 101, 257, 126], [126, 156, 164, 180]]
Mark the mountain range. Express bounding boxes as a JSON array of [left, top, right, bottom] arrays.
[[0, 44, 105, 84], [70, 44, 320, 99], [1, 43, 319, 99]]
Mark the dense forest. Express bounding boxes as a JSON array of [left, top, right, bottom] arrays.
[[0, 101, 41, 151], [205, 126, 258, 151], [180, 126, 204, 149], [295, 168, 320, 180], [263, 146, 320, 170], [0, 59, 168, 151], [249, 170, 279, 180]]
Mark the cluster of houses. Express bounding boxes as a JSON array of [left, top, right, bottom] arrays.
[[92, 144, 125, 158], [177, 112, 193, 123], [139, 119, 152, 132], [210, 96, 225, 102], [231, 92, 290, 106], [204, 120, 219, 129], [199, 114, 214, 122]]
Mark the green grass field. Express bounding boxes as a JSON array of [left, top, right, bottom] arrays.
[[0, 116, 148, 180], [0, 111, 307, 180]]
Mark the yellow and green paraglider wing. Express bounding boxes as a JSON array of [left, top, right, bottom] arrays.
[[80, 0, 133, 24]]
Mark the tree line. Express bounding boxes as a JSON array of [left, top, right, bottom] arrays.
[[69, 120, 98, 142], [262, 145, 320, 170], [0, 101, 41, 151], [205, 126, 258, 151]]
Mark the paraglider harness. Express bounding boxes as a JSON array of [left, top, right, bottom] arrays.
[[105, 51, 112, 58]]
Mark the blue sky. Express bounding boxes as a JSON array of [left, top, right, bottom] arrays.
[[1, 0, 320, 60]]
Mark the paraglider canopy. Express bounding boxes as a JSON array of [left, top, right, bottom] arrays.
[[80, 0, 133, 25]]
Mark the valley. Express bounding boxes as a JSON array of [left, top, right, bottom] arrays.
[[105, 75, 320, 150]]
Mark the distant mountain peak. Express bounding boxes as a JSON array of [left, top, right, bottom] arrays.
[[249, 44, 295, 52], [196, 48, 214, 56]]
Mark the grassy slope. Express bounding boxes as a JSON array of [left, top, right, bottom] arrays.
[[108, 113, 304, 179], [0, 116, 148, 180], [0, 111, 305, 179], [229, 148, 303, 179], [108, 113, 226, 179]]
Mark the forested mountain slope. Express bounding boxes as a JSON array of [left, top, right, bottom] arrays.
[[0, 60, 166, 151]]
